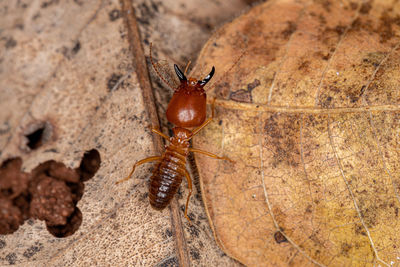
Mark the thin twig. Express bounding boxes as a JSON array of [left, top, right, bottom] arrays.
[[120, 1, 190, 266]]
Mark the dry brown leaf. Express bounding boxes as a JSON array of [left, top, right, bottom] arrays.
[[192, 0, 400, 266], [0, 0, 248, 266]]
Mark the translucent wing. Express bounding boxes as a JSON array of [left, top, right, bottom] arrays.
[[150, 59, 180, 90]]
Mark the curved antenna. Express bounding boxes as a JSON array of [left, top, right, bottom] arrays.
[[198, 66, 215, 86], [184, 60, 191, 76], [149, 43, 175, 90], [206, 50, 246, 91], [174, 64, 187, 82]]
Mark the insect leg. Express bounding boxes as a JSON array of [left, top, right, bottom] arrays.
[[191, 98, 216, 137], [182, 168, 193, 223], [151, 128, 170, 140], [116, 156, 162, 184], [189, 148, 234, 163]]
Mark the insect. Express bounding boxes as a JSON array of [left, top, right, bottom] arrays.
[[117, 44, 233, 221]]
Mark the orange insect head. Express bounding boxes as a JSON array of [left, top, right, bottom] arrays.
[[166, 64, 215, 128]]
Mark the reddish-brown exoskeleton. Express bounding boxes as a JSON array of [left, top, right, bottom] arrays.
[[117, 44, 232, 222]]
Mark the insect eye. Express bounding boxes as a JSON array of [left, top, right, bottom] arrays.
[[198, 66, 215, 86], [174, 64, 187, 82]]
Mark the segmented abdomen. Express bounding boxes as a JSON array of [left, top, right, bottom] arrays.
[[149, 145, 187, 210]]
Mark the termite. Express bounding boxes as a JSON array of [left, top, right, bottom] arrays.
[[117, 44, 233, 222]]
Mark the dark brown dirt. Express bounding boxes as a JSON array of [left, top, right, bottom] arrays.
[[0, 149, 100, 237]]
